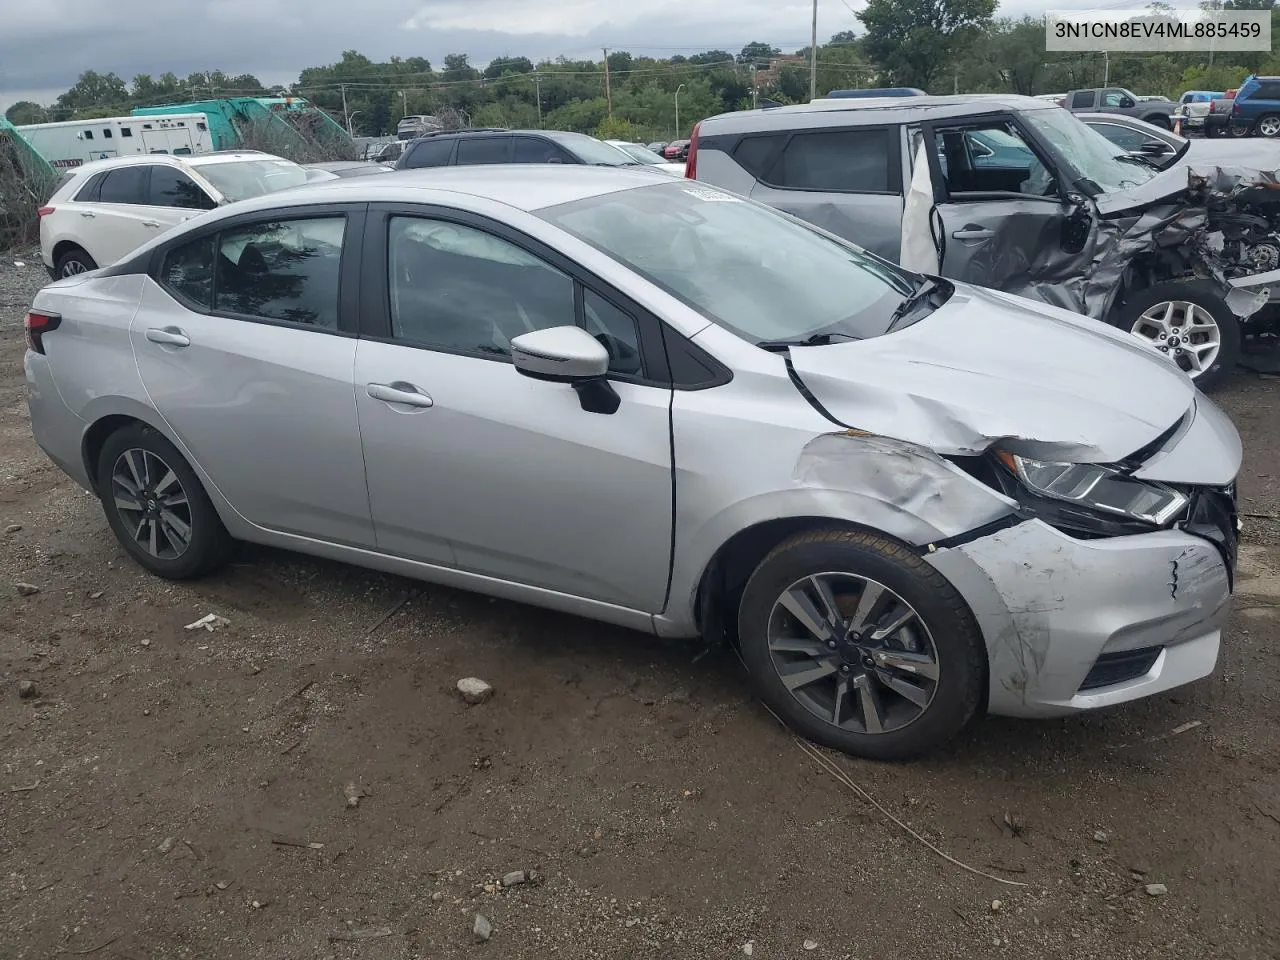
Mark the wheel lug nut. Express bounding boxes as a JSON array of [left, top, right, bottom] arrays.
[[1160, 346, 1169, 352], [1160, 333, 1167, 340]]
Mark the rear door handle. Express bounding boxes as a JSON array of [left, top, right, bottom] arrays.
[[142, 220, 162, 228], [146, 326, 190, 347], [952, 226, 995, 240], [79, 211, 95, 219], [367, 382, 433, 408]]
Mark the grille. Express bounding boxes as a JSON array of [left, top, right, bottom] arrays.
[[1079, 646, 1163, 692]]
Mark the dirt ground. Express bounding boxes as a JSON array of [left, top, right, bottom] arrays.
[[3, 256, 1280, 960]]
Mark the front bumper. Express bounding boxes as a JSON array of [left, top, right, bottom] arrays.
[[928, 519, 1232, 718]]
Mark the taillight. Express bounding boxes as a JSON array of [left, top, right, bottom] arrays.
[[685, 121, 701, 179], [1234, 102, 1241, 114], [24, 311, 61, 355], [36, 206, 55, 218]]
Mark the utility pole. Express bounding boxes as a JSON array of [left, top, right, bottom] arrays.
[[675, 83, 686, 135], [1103, 50, 1110, 87], [602, 48, 613, 117], [809, 0, 819, 101], [534, 76, 543, 127], [341, 83, 350, 131], [400, 90, 408, 118]]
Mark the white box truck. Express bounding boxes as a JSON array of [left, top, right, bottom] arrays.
[[16, 114, 214, 169]]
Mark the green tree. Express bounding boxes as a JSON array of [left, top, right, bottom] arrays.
[[738, 42, 781, 69], [442, 53, 479, 82], [858, 0, 997, 89], [4, 101, 48, 124], [483, 56, 534, 79], [55, 70, 129, 112]]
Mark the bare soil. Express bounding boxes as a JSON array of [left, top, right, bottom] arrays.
[[2, 258, 1279, 959]]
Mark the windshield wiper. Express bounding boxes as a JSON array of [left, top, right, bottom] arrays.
[[886, 277, 948, 331], [755, 331, 862, 352]]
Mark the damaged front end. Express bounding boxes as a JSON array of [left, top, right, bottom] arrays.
[[1084, 164, 1280, 323]]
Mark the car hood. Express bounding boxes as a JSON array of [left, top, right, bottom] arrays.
[[785, 283, 1209, 470], [1095, 159, 1280, 215]]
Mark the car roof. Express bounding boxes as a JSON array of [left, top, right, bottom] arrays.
[[178, 165, 674, 221], [697, 94, 1060, 134], [62, 150, 280, 177]]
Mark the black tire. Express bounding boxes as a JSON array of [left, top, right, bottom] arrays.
[[1206, 124, 1222, 139], [1110, 280, 1241, 392], [737, 529, 986, 762], [96, 422, 232, 579], [54, 247, 97, 278], [1142, 114, 1172, 130], [1229, 122, 1253, 138]]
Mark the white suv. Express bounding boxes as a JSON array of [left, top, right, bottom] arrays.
[[39, 152, 311, 278]]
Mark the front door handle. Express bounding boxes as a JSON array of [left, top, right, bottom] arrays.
[[146, 326, 190, 347], [142, 220, 162, 228], [367, 382, 433, 408], [952, 225, 995, 240]]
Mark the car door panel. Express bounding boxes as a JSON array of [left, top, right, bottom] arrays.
[[355, 343, 673, 609]]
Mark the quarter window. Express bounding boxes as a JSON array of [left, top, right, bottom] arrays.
[[214, 217, 347, 328], [770, 129, 896, 193]]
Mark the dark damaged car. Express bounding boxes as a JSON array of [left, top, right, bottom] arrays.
[[690, 94, 1280, 390]]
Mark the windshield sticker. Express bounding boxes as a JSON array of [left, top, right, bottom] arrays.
[[682, 187, 741, 202]]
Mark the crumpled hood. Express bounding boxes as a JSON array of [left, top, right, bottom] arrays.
[[1095, 161, 1278, 215], [787, 283, 1195, 464]]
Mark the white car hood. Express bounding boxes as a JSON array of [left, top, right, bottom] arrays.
[[785, 283, 1230, 477]]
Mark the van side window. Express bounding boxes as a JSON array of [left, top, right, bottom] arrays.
[[121, 127, 132, 137], [733, 135, 785, 178], [770, 129, 896, 193], [103, 129, 113, 139], [83, 130, 94, 140]]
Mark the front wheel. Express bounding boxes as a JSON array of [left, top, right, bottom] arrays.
[[737, 529, 986, 762], [1259, 114, 1280, 138], [1111, 281, 1241, 391], [96, 423, 233, 579]]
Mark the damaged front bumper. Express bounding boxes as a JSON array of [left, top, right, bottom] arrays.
[[927, 519, 1232, 718]]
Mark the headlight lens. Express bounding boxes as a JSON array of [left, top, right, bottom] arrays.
[[997, 451, 1188, 527]]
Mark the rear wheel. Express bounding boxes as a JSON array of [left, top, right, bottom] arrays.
[[96, 423, 232, 579], [737, 529, 986, 762], [54, 247, 97, 277], [1229, 122, 1253, 138], [1142, 114, 1172, 130], [1111, 281, 1240, 391]]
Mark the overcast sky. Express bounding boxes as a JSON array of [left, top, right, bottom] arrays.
[[0, 0, 1158, 113]]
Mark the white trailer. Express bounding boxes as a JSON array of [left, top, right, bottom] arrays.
[[16, 114, 214, 170]]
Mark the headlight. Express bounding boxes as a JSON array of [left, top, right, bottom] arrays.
[[996, 451, 1188, 527]]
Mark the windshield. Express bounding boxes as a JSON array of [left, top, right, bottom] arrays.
[[1022, 107, 1157, 192], [538, 181, 921, 344], [195, 158, 309, 202], [616, 143, 666, 165], [553, 135, 638, 166]]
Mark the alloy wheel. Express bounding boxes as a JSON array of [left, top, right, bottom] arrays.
[[766, 572, 940, 735], [60, 259, 88, 277], [1260, 116, 1280, 137], [1129, 300, 1221, 378], [110, 448, 193, 560]]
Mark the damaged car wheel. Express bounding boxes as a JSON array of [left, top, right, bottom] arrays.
[[1113, 281, 1240, 392], [737, 529, 986, 762]]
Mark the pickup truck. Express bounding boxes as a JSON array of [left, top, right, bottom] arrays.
[[1065, 88, 1176, 128], [1174, 90, 1224, 133]]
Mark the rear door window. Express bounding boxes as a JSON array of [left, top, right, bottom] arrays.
[[97, 166, 149, 204], [770, 128, 897, 193], [733, 135, 785, 178], [455, 137, 512, 165], [403, 138, 454, 168]]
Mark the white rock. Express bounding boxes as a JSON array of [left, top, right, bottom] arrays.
[[457, 677, 493, 704], [991, 899, 1002, 913], [1094, 830, 1110, 843], [743, 943, 754, 957], [158, 837, 175, 854], [473, 912, 492, 942], [1145, 883, 1168, 896], [184, 613, 229, 632], [803, 940, 818, 951]]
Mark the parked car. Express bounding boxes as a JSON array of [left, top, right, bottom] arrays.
[[605, 140, 685, 174], [23, 168, 1240, 761], [646, 141, 669, 155], [689, 93, 1280, 389], [1174, 90, 1224, 134], [1065, 88, 1175, 128], [663, 139, 691, 161], [1034, 93, 1066, 106], [395, 129, 653, 170], [1082, 112, 1280, 176], [1226, 75, 1280, 137], [303, 160, 395, 179], [1205, 91, 1238, 138], [38, 151, 310, 278]]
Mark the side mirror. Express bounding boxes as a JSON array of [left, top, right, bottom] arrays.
[[1139, 140, 1169, 156], [1120, 97, 1135, 108], [511, 325, 619, 414]]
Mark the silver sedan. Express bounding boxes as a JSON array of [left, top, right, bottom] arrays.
[[23, 167, 1241, 760]]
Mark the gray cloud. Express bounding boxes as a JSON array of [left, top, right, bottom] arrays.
[[0, 0, 1113, 112]]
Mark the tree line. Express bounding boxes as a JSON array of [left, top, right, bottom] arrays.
[[8, 0, 1280, 143]]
